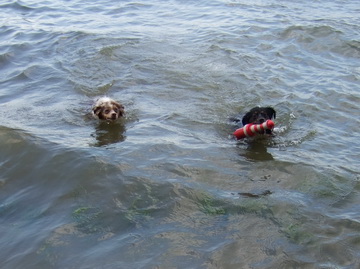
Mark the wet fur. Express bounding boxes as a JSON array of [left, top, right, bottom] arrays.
[[242, 107, 276, 135], [92, 97, 125, 121]]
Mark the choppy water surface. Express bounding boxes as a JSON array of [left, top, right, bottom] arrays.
[[1, 0, 360, 268]]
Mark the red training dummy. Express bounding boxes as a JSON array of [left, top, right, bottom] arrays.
[[233, 120, 275, 140]]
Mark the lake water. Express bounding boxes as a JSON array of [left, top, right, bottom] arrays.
[[1, 0, 360, 268]]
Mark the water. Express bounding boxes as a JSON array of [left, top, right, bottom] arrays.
[[1, 0, 360, 268]]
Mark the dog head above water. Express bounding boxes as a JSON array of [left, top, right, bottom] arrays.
[[92, 97, 125, 121], [242, 107, 276, 126]]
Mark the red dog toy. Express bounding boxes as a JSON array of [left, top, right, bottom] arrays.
[[233, 120, 275, 140]]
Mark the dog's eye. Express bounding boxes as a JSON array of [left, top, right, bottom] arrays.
[[104, 110, 110, 114], [114, 108, 118, 113]]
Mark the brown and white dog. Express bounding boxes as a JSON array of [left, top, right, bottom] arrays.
[[92, 97, 125, 121]]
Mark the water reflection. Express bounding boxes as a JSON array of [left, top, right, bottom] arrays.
[[240, 139, 274, 161], [91, 121, 126, 147]]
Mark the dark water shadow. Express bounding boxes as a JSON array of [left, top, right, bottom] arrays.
[[238, 138, 274, 161], [91, 120, 126, 147]]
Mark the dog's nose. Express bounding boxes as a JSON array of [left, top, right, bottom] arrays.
[[111, 113, 117, 119], [259, 118, 265, 123]]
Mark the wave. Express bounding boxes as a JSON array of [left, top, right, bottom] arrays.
[[280, 24, 360, 58]]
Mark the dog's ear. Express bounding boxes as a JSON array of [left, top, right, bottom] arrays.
[[265, 107, 276, 119], [93, 106, 105, 119], [113, 102, 125, 117], [242, 111, 252, 126], [93, 106, 101, 115]]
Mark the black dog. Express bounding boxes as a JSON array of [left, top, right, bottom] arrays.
[[242, 107, 276, 135]]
